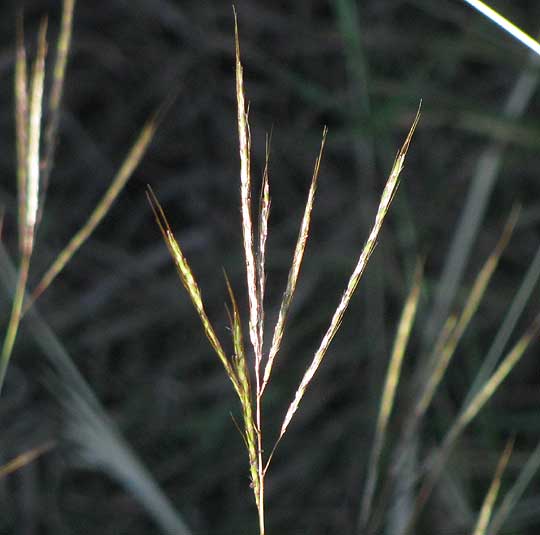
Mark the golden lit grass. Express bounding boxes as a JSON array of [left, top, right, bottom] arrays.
[[0, 0, 166, 393], [148, 12, 420, 534], [472, 438, 514, 535]]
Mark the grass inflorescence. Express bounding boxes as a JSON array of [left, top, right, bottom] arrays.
[[3, 1, 540, 534]]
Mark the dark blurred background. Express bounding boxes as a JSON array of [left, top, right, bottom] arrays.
[[1, 1, 540, 534]]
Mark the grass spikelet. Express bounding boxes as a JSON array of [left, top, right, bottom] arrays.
[[40, 0, 75, 197], [256, 133, 271, 368], [14, 14, 28, 254], [146, 187, 238, 391], [359, 260, 423, 528], [472, 438, 514, 535], [278, 106, 420, 441], [225, 274, 260, 509], [23, 19, 48, 257], [234, 10, 262, 370], [0, 19, 48, 394], [262, 127, 327, 395]]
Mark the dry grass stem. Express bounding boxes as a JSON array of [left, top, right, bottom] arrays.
[[359, 261, 423, 528], [472, 438, 514, 535], [262, 127, 327, 395], [278, 106, 420, 441]]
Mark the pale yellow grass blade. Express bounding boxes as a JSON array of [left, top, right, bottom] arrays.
[[359, 261, 423, 528], [489, 438, 540, 535], [413, 205, 519, 422], [234, 12, 262, 370], [28, 109, 161, 308], [41, 0, 75, 194], [405, 312, 540, 533], [278, 107, 420, 441], [472, 438, 514, 535], [0, 441, 56, 479], [261, 127, 327, 395]]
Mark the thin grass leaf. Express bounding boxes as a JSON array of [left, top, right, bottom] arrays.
[[0, 441, 55, 479], [278, 106, 420, 441], [62, 382, 193, 535], [40, 0, 75, 202], [472, 438, 514, 535], [359, 261, 422, 528], [262, 127, 327, 395], [14, 14, 29, 255], [462, 0, 540, 56], [234, 11, 262, 372], [27, 108, 161, 308], [0, 242, 192, 535], [0, 20, 48, 394], [224, 274, 260, 509], [146, 188, 239, 392], [422, 33, 539, 354], [489, 439, 540, 535], [465, 238, 540, 406], [404, 312, 540, 533], [413, 205, 519, 422]]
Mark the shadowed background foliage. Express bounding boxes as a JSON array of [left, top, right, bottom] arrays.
[[1, 1, 540, 534]]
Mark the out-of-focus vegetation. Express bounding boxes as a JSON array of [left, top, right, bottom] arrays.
[[2, 1, 540, 534]]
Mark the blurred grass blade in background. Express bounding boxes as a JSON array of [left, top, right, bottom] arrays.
[[472, 438, 514, 535], [405, 312, 540, 532], [359, 261, 423, 528], [412, 205, 519, 430], [0, 441, 55, 480], [0, 242, 193, 535], [462, 0, 540, 57], [490, 439, 540, 535], [464, 240, 540, 406]]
